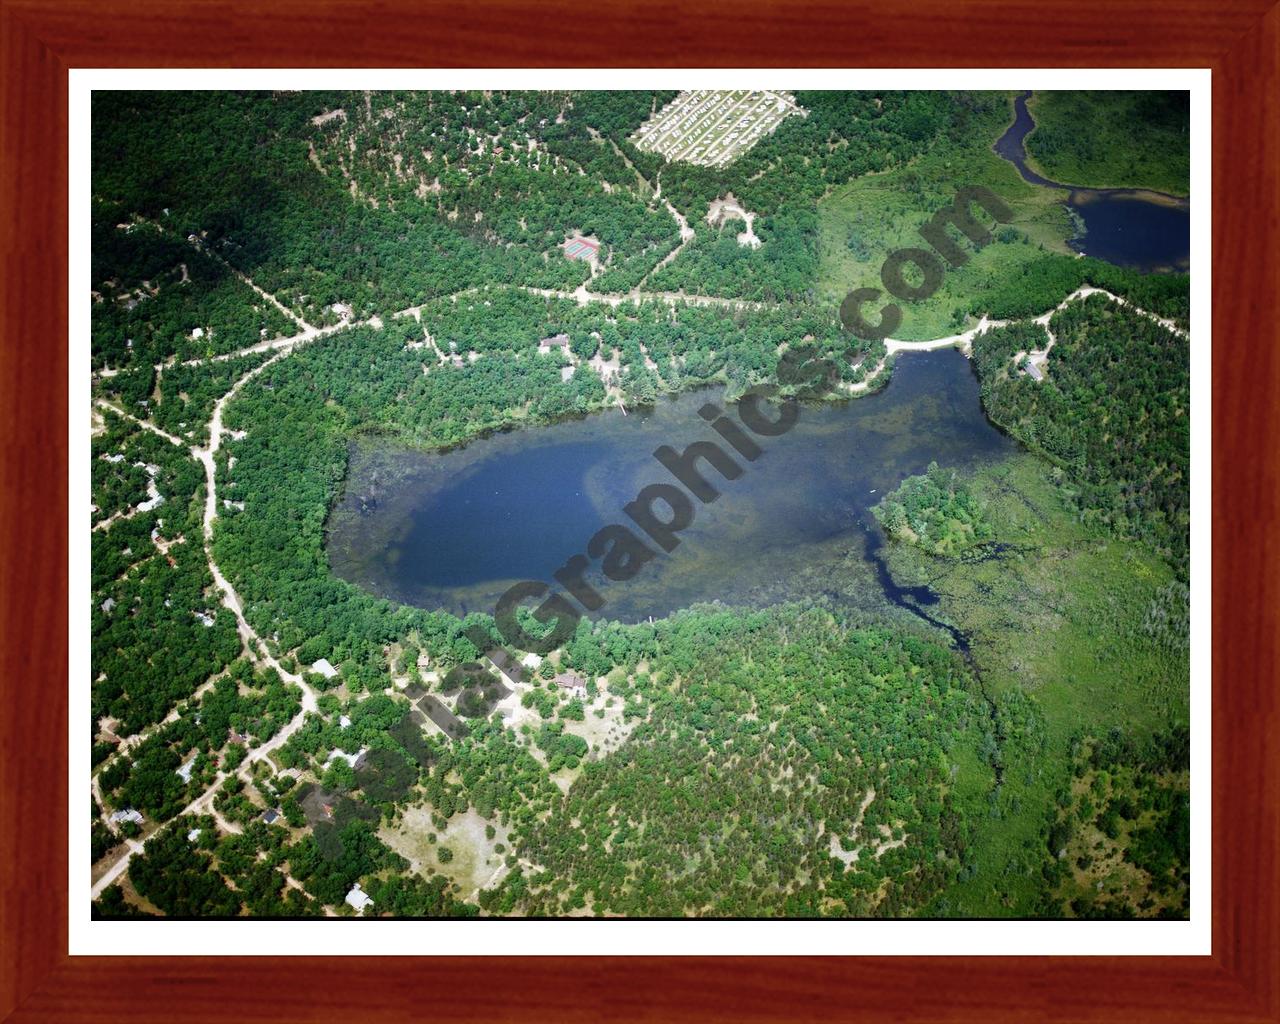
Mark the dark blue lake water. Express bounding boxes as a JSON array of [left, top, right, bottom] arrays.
[[326, 350, 1016, 624], [994, 91, 1190, 273], [325, 93, 1188, 629]]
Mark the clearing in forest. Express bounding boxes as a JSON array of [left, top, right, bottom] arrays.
[[631, 90, 805, 168]]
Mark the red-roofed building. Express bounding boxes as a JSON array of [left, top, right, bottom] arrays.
[[554, 672, 588, 698]]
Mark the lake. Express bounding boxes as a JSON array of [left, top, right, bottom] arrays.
[[326, 350, 1017, 624], [994, 91, 1190, 273]]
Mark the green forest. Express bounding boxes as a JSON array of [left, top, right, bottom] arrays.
[[873, 462, 994, 556], [972, 296, 1190, 575], [90, 88, 1191, 921], [1025, 91, 1191, 196]]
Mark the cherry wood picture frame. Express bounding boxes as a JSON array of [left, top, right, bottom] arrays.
[[2, 1, 1276, 1020]]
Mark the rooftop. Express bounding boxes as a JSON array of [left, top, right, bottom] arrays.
[[312, 658, 339, 679], [345, 884, 375, 914], [324, 747, 368, 771], [554, 671, 587, 691]]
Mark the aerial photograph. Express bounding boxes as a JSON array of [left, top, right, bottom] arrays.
[[89, 88, 1191, 920]]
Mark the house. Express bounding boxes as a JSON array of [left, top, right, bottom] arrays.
[[1023, 359, 1045, 382], [538, 333, 571, 354], [187, 828, 202, 842], [175, 758, 196, 784], [262, 808, 280, 825], [554, 672, 588, 698], [100, 598, 116, 614], [109, 808, 143, 826], [324, 747, 367, 771], [338, 715, 352, 729], [345, 883, 374, 915], [311, 658, 339, 680]]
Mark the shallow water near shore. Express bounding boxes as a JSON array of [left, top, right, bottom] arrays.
[[327, 349, 1017, 624]]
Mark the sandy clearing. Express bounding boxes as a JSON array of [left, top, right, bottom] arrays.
[[380, 806, 510, 899], [706, 194, 762, 249], [827, 787, 878, 867], [311, 108, 346, 127], [562, 684, 635, 759]]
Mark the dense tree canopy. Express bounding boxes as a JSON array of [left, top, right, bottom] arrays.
[[90, 88, 1191, 920], [973, 295, 1189, 574]]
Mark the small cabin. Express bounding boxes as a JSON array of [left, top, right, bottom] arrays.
[[554, 672, 588, 698], [538, 333, 571, 355]]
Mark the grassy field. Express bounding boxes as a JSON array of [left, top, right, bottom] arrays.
[[817, 93, 1076, 340], [876, 454, 1189, 916], [1024, 91, 1190, 196]]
